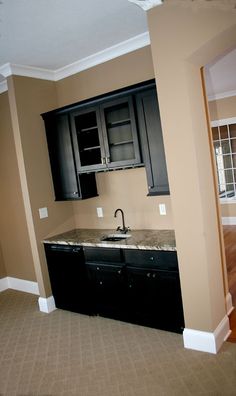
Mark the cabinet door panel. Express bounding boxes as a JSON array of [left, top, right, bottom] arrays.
[[45, 245, 92, 315], [86, 262, 126, 320], [100, 96, 141, 168], [136, 89, 169, 195], [126, 266, 184, 333], [70, 106, 106, 172], [44, 113, 80, 200]]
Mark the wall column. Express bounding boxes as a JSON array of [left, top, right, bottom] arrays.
[[147, 2, 236, 352]]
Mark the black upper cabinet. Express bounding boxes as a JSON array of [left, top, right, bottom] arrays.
[[43, 112, 98, 201], [135, 88, 170, 196], [42, 80, 170, 199], [70, 96, 141, 172]]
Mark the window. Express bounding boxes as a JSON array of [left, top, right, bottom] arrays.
[[211, 118, 236, 201]]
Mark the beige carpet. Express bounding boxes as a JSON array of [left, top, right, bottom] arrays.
[[0, 289, 236, 396]]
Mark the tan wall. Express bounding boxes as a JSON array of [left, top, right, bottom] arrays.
[[7, 76, 76, 296], [209, 95, 236, 218], [0, 243, 7, 279], [57, 46, 173, 230], [148, 3, 236, 332], [73, 168, 173, 230], [209, 96, 236, 121], [0, 92, 36, 281]]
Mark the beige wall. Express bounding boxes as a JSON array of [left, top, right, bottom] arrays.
[[209, 96, 236, 121], [0, 243, 7, 279], [148, 3, 236, 332], [0, 92, 36, 281], [57, 46, 173, 230], [74, 168, 173, 230], [7, 76, 76, 296], [208, 95, 236, 218]]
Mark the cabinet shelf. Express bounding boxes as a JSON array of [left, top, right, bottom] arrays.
[[80, 145, 100, 152], [110, 140, 133, 147], [107, 119, 131, 128], [80, 125, 98, 133]]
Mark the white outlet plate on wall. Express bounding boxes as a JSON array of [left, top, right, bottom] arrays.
[[159, 203, 166, 215], [97, 207, 103, 218], [39, 207, 48, 219]]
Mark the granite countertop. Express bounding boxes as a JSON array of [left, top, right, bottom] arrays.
[[43, 229, 176, 251]]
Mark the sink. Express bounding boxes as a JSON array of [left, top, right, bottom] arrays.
[[101, 234, 131, 242]]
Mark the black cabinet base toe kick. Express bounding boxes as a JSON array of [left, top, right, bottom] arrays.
[[44, 244, 184, 334]]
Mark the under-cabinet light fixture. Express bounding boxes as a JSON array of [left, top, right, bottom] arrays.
[[128, 0, 164, 11]]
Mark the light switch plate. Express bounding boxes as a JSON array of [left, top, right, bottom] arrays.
[[39, 207, 48, 219], [159, 203, 166, 216], [97, 207, 103, 218]]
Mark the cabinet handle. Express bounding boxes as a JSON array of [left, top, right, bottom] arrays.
[[72, 248, 80, 253]]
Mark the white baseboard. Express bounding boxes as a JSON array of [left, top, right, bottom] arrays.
[[7, 277, 39, 295], [222, 217, 236, 225], [0, 276, 39, 295], [0, 277, 8, 292], [226, 292, 234, 315], [38, 296, 56, 313], [183, 315, 231, 354]]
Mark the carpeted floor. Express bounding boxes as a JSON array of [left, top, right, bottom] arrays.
[[1, 289, 236, 396]]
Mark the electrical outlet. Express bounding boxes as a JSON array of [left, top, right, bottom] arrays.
[[39, 207, 48, 219], [97, 207, 103, 218], [159, 203, 166, 216]]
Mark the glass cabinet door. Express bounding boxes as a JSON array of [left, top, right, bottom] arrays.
[[70, 106, 106, 172], [100, 97, 141, 168]]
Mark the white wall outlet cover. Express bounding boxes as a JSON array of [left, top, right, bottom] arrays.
[[39, 207, 48, 219], [96, 207, 103, 218], [128, 0, 163, 11], [159, 203, 166, 215]]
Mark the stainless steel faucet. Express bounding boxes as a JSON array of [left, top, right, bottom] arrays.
[[114, 208, 129, 234]]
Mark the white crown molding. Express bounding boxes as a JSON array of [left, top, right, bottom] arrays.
[[0, 32, 150, 85], [0, 80, 8, 94], [54, 31, 150, 81], [38, 296, 56, 313], [208, 89, 236, 102], [128, 0, 163, 11], [183, 315, 231, 354], [211, 117, 236, 128], [0, 63, 55, 81]]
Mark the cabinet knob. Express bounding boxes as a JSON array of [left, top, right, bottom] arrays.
[[149, 256, 154, 261], [101, 157, 105, 165], [96, 267, 100, 270], [147, 272, 151, 278], [73, 191, 78, 195], [152, 273, 156, 278], [117, 270, 121, 274], [99, 281, 103, 285], [129, 284, 132, 288], [106, 157, 110, 164]]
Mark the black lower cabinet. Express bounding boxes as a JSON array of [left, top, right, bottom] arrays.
[[126, 266, 184, 333], [44, 244, 184, 333], [44, 244, 92, 315], [86, 262, 126, 320]]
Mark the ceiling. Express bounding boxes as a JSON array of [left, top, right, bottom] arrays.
[[0, 0, 235, 99]]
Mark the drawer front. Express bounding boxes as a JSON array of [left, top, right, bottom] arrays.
[[84, 247, 123, 263], [124, 249, 178, 271]]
